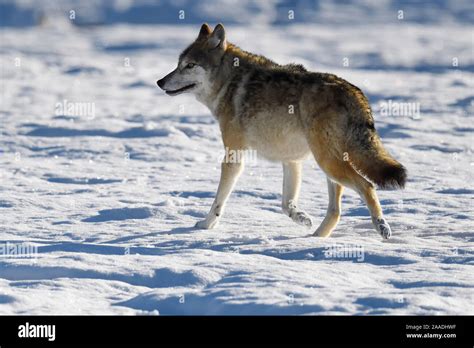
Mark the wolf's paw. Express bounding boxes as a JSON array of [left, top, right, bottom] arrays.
[[194, 219, 218, 230], [295, 211, 313, 229], [289, 210, 313, 229], [376, 218, 392, 239]]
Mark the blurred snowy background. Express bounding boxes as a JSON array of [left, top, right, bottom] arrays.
[[0, 0, 473, 314], [1, 0, 473, 26]]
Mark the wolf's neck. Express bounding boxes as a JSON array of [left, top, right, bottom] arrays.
[[195, 44, 277, 116], [225, 43, 278, 68]]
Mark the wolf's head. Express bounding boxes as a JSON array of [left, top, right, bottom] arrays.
[[157, 23, 227, 97]]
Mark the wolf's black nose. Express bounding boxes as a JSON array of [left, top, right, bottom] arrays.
[[157, 79, 164, 88]]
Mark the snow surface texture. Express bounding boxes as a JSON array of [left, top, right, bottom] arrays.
[[0, 0, 473, 315]]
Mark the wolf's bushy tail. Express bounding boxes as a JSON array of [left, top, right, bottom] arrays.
[[347, 133, 407, 190]]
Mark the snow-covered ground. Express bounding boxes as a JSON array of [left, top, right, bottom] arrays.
[[0, 1, 473, 315]]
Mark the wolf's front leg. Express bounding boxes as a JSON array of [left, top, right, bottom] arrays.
[[282, 161, 313, 228], [195, 158, 244, 229]]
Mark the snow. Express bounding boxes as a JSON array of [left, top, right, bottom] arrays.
[[0, 1, 473, 315]]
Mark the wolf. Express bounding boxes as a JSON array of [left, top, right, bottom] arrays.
[[157, 23, 407, 239]]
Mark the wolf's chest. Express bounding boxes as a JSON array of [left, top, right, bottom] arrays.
[[243, 111, 310, 162]]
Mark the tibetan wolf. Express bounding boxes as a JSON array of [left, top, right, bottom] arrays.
[[157, 24, 407, 239]]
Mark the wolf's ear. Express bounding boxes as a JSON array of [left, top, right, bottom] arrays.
[[208, 23, 226, 50], [198, 23, 212, 40]]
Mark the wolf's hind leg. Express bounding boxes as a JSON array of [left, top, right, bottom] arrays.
[[313, 177, 344, 237], [195, 158, 244, 229], [352, 178, 392, 239], [282, 162, 313, 228]]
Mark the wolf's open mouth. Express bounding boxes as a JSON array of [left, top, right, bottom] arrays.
[[165, 83, 196, 95]]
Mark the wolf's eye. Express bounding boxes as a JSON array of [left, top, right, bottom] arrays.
[[185, 63, 196, 69]]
